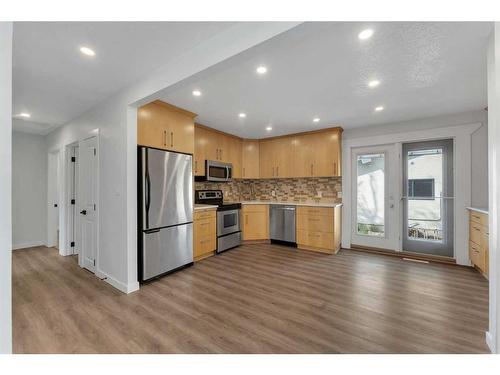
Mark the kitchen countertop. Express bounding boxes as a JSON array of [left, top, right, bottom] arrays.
[[194, 204, 218, 211], [238, 200, 343, 208], [466, 206, 489, 215]]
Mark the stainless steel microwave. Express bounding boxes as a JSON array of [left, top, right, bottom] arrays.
[[196, 160, 233, 182]]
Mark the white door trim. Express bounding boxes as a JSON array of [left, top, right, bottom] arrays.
[[342, 122, 481, 265]]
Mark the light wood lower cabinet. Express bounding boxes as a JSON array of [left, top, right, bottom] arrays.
[[194, 209, 217, 261], [296, 206, 341, 254], [242, 204, 269, 241], [468, 210, 488, 278]]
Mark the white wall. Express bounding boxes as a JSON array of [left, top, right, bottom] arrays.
[[45, 23, 300, 294], [12, 132, 48, 250], [0, 21, 13, 354], [487, 24, 500, 354], [344, 110, 489, 208]]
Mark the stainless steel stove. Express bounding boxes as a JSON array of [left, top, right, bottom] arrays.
[[195, 190, 242, 253]]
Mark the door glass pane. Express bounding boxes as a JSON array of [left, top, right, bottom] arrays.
[[356, 153, 385, 237], [406, 148, 443, 242]]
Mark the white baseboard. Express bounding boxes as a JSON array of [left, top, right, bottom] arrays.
[[101, 272, 140, 294], [486, 331, 496, 354], [12, 241, 47, 250]]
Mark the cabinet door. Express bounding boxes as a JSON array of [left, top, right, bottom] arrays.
[[165, 109, 195, 154], [482, 231, 489, 275], [194, 126, 208, 176], [275, 137, 293, 178], [208, 130, 224, 161], [292, 134, 313, 177], [227, 136, 242, 178], [259, 139, 275, 178], [138, 101, 195, 154], [242, 140, 260, 179], [242, 205, 269, 240], [137, 103, 169, 149], [311, 130, 341, 177]]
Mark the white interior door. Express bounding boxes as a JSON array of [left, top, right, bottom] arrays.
[[78, 136, 98, 273], [351, 144, 399, 250], [47, 150, 60, 248]]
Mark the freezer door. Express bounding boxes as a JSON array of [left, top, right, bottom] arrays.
[[142, 223, 193, 281], [145, 148, 193, 229]]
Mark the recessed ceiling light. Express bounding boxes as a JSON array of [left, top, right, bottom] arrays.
[[192, 90, 202, 97], [256, 66, 268, 74], [375, 106, 384, 112], [266, 126, 273, 131], [358, 29, 374, 40], [16, 112, 31, 118], [239, 113, 246, 118], [368, 80, 380, 88], [313, 117, 320, 123], [79, 46, 96, 56]]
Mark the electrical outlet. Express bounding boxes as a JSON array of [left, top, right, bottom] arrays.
[[317, 191, 322, 198], [271, 190, 276, 197], [337, 191, 342, 199]]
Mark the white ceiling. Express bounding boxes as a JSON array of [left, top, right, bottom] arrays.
[[12, 21, 236, 133], [160, 22, 492, 139]]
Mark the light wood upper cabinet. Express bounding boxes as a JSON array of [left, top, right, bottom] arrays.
[[226, 136, 242, 179], [259, 137, 293, 179], [292, 129, 342, 177], [138, 100, 195, 155], [195, 123, 342, 179], [259, 139, 275, 178], [194, 124, 242, 178], [242, 140, 260, 179]]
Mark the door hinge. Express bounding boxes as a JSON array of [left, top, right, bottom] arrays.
[[70, 241, 75, 248], [71, 156, 76, 162], [71, 199, 75, 205], [93, 259, 96, 266], [94, 203, 96, 211], [93, 148, 96, 156]]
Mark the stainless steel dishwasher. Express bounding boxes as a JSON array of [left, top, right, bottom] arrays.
[[270, 204, 296, 244]]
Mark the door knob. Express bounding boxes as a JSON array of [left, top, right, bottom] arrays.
[[80, 210, 87, 215]]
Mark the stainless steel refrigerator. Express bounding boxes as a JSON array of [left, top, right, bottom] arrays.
[[138, 146, 193, 282]]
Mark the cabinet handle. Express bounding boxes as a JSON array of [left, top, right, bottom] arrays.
[[308, 218, 320, 222], [216, 149, 219, 160], [163, 130, 167, 146], [276, 166, 279, 177], [333, 162, 337, 175], [243, 167, 245, 177], [272, 167, 275, 177], [170, 132, 173, 147], [195, 160, 198, 173], [245, 215, 248, 225]]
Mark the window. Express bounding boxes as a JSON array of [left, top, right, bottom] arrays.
[[408, 178, 435, 199]]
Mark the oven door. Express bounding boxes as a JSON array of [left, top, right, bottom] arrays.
[[207, 160, 232, 182], [217, 209, 240, 236]]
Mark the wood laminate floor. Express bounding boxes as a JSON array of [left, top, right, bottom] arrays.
[[13, 244, 489, 353]]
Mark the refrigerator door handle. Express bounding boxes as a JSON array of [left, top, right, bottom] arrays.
[[145, 169, 151, 224]]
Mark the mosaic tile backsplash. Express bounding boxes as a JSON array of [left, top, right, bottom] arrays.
[[195, 177, 342, 203]]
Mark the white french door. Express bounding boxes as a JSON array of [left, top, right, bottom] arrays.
[[351, 144, 399, 250], [78, 136, 98, 273]]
